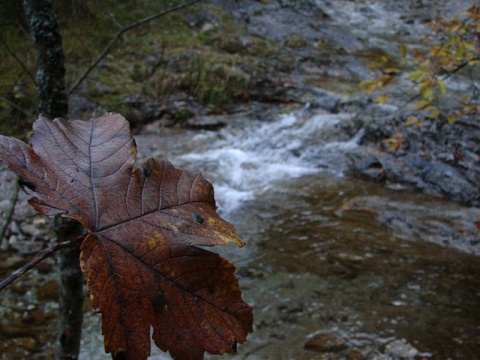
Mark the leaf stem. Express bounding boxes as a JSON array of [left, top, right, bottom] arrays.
[[0, 234, 85, 291]]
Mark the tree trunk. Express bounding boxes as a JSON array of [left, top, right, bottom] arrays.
[[54, 217, 85, 360], [23, 0, 68, 117], [23, 1, 84, 359]]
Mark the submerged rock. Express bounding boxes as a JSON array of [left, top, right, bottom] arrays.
[[385, 339, 418, 359], [304, 332, 347, 353]]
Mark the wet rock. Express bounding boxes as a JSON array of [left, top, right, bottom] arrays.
[[11, 285, 28, 295], [365, 351, 390, 360], [304, 332, 347, 352], [0, 254, 27, 270], [36, 280, 60, 301], [348, 115, 480, 207], [143, 105, 165, 123], [30, 309, 50, 325], [248, 74, 291, 103], [0, 340, 32, 360], [330, 312, 349, 323], [185, 116, 227, 131], [15, 336, 37, 350], [35, 259, 54, 274], [0, 322, 35, 338], [20, 217, 50, 238], [385, 339, 418, 359], [347, 350, 364, 360], [422, 161, 478, 204], [297, 86, 341, 113]]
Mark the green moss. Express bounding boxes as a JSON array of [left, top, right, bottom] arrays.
[[244, 36, 280, 57], [0, 0, 284, 135], [198, 29, 219, 46], [284, 34, 309, 49], [174, 107, 195, 121]]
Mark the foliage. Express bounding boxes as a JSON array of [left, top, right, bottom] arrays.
[[0, 0, 257, 136], [360, 6, 480, 125], [284, 34, 309, 49], [0, 114, 253, 359]]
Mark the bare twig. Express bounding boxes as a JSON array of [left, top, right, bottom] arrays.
[[0, 35, 37, 85], [0, 95, 33, 117], [68, 0, 203, 94], [0, 234, 86, 291], [0, 178, 20, 248]]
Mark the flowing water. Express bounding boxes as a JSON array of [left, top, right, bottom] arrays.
[[87, 3, 479, 358], [2, 1, 479, 359], [77, 104, 480, 359]]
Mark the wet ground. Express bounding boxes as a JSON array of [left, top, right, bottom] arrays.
[[225, 174, 480, 359], [0, 110, 480, 360], [2, 152, 479, 359]]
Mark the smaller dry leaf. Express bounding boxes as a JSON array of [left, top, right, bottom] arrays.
[[0, 113, 253, 360]]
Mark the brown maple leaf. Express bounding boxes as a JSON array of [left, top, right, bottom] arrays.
[[0, 113, 253, 360]]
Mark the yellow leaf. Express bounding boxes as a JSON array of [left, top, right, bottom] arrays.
[[400, 44, 407, 57], [427, 105, 441, 118], [428, 45, 443, 57], [446, 36, 461, 48], [377, 74, 393, 84], [414, 100, 430, 110], [425, 89, 434, 101], [383, 134, 404, 152], [447, 116, 456, 124], [384, 68, 400, 74], [420, 82, 434, 101], [465, 42, 477, 52], [406, 117, 422, 126], [375, 94, 388, 103], [358, 80, 378, 95], [379, 55, 390, 63], [408, 70, 424, 82], [436, 79, 447, 94], [455, 42, 466, 59]]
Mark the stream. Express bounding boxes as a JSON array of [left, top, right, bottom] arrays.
[[78, 104, 480, 359], [0, 90, 478, 360], [1, 0, 479, 359]]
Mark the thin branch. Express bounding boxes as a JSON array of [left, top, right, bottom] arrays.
[[0, 179, 20, 248], [0, 35, 37, 85], [0, 95, 33, 117], [68, 0, 203, 94], [0, 234, 86, 291], [440, 56, 480, 79]]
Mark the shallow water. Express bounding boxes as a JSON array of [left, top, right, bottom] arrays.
[[76, 107, 480, 359], [225, 174, 480, 359], [1, 103, 479, 360], [2, 0, 480, 357]]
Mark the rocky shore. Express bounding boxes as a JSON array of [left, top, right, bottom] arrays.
[[206, 0, 480, 207], [0, 1, 478, 359], [70, 0, 479, 208]]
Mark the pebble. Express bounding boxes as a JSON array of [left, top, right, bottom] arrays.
[[15, 336, 37, 350], [385, 339, 418, 359], [304, 332, 347, 352], [0, 254, 26, 270], [36, 280, 60, 301]]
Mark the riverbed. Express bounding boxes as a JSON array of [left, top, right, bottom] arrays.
[[80, 105, 480, 359], [1, 0, 479, 359]]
